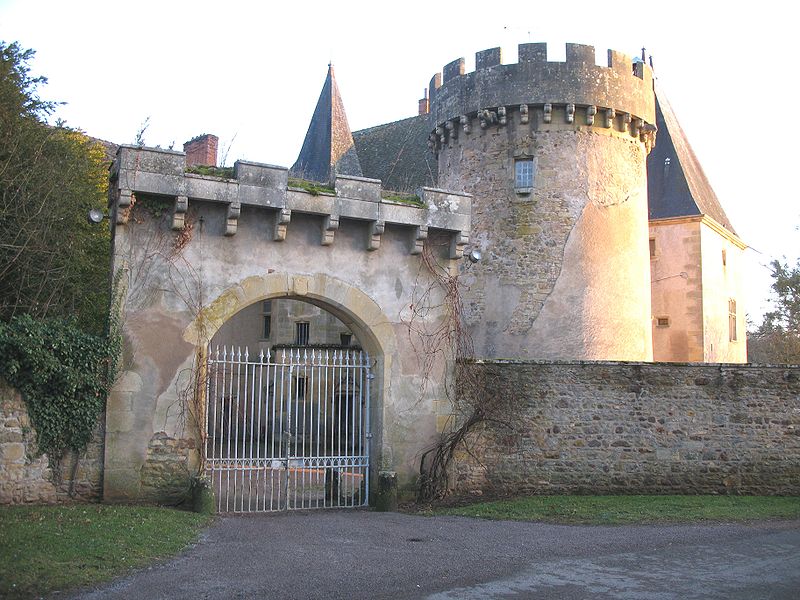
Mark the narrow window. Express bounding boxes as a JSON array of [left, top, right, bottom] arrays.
[[649, 238, 656, 259], [656, 316, 670, 328], [340, 333, 352, 346], [515, 159, 534, 190], [722, 249, 727, 267], [728, 299, 737, 341], [296, 376, 306, 400], [261, 301, 272, 339], [295, 321, 310, 345]]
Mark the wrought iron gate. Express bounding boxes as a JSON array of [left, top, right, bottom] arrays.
[[204, 346, 371, 512]]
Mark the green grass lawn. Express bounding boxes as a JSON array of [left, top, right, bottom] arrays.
[[0, 504, 213, 599], [435, 495, 800, 525]]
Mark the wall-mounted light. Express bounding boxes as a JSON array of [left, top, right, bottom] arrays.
[[465, 248, 482, 264], [87, 208, 109, 224], [653, 271, 688, 283]]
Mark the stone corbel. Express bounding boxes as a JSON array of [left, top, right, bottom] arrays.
[[586, 105, 597, 126], [116, 189, 133, 225], [436, 125, 446, 144], [274, 208, 291, 241], [543, 104, 553, 124], [641, 123, 657, 153], [368, 220, 385, 251], [171, 195, 188, 230], [479, 109, 497, 129], [449, 230, 469, 259], [519, 104, 529, 124], [566, 103, 576, 124], [604, 108, 616, 128], [410, 224, 428, 255], [498, 106, 507, 126], [445, 120, 457, 144], [321, 214, 339, 246], [632, 117, 643, 137], [460, 115, 471, 134], [621, 112, 632, 133], [225, 201, 241, 236]]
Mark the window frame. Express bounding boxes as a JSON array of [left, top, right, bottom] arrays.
[[514, 158, 534, 193], [295, 321, 310, 345]]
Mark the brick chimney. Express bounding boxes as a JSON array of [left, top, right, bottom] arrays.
[[418, 88, 429, 115], [183, 134, 218, 167]]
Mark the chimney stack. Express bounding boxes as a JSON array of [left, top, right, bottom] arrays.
[[183, 134, 218, 167], [418, 88, 429, 115]]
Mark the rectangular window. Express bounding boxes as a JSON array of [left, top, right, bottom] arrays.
[[729, 299, 737, 341], [295, 321, 310, 345], [261, 301, 272, 339], [656, 316, 670, 327], [722, 249, 727, 267], [649, 238, 656, 259], [340, 333, 352, 346], [515, 159, 534, 189]]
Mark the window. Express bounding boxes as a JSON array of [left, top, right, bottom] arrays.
[[261, 300, 272, 339], [729, 299, 737, 341], [295, 321, 310, 345], [515, 159, 534, 190], [340, 333, 352, 346], [656, 316, 670, 328], [649, 238, 656, 259], [295, 376, 306, 400], [722, 249, 727, 267]]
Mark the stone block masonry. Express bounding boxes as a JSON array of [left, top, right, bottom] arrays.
[[0, 380, 104, 504], [454, 361, 800, 496]]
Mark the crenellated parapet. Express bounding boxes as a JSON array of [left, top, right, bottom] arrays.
[[109, 145, 471, 257], [427, 43, 656, 154]]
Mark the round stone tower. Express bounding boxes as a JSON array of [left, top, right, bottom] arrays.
[[429, 43, 656, 360]]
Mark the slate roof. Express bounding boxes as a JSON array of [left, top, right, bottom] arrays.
[[291, 65, 362, 183], [647, 86, 736, 234], [352, 114, 437, 192]]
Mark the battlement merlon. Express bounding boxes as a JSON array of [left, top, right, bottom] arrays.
[[428, 43, 655, 126], [108, 145, 471, 255]]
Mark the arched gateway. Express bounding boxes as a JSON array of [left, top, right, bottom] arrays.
[[103, 146, 471, 510]]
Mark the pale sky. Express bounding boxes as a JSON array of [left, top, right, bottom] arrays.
[[1, 0, 796, 323]]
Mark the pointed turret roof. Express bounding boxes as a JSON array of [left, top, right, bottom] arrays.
[[291, 64, 363, 183], [647, 85, 736, 235]]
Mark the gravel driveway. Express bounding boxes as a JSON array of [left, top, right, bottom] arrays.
[[69, 510, 800, 599]]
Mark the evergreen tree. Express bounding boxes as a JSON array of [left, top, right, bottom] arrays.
[[0, 41, 111, 333]]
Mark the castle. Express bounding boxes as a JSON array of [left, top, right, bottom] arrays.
[[216, 44, 746, 364], [8, 42, 777, 511]]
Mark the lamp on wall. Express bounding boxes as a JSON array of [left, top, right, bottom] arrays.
[[87, 208, 108, 224], [465, 248, 482, 264], [653, 271, 688, 283]]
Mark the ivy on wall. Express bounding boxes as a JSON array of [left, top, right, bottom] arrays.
[[0, 314, 117, 460]]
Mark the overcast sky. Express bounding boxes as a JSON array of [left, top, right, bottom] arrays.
[[1, 0, 796, 323]]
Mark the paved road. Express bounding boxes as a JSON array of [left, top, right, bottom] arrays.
[[69, 511, 800, 599]]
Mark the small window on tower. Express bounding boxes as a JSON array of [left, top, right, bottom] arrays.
[[656, 316, 670, 328], [722, 249, 727, 267], [728, 299, 737, 341], [649, 238, 656, 259], [515, 159, 534, 191]]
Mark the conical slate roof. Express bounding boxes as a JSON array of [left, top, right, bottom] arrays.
[[647, 85, 736, 235], [291, 64, 363, 183]]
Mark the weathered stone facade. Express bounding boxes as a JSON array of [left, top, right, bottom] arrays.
[[431, 45, 655, 360], [455, 361, 800, 495], [0, 381, 104, 504]]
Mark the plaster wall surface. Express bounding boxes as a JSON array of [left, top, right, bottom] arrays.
[[700, 223, 747, 362], [650, 220, 704, 361], [106, 196, 455, 503], [440, 119, 653, 360], [455, 360, 800, 496]]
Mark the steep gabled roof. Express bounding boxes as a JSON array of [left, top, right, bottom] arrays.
[[647, 85, 736, 234], [353, 114, 437, 191], [291, 64, 362, 183]]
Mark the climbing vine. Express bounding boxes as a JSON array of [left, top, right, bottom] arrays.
[[408, 242, 513, 502], [0, 314, 118, 462]]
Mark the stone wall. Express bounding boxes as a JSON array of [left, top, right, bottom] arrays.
[[0, 381, 104, 504], [454, 361, 800, 496]]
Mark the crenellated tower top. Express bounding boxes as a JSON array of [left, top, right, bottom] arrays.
[[427, 43, 656, 153]]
